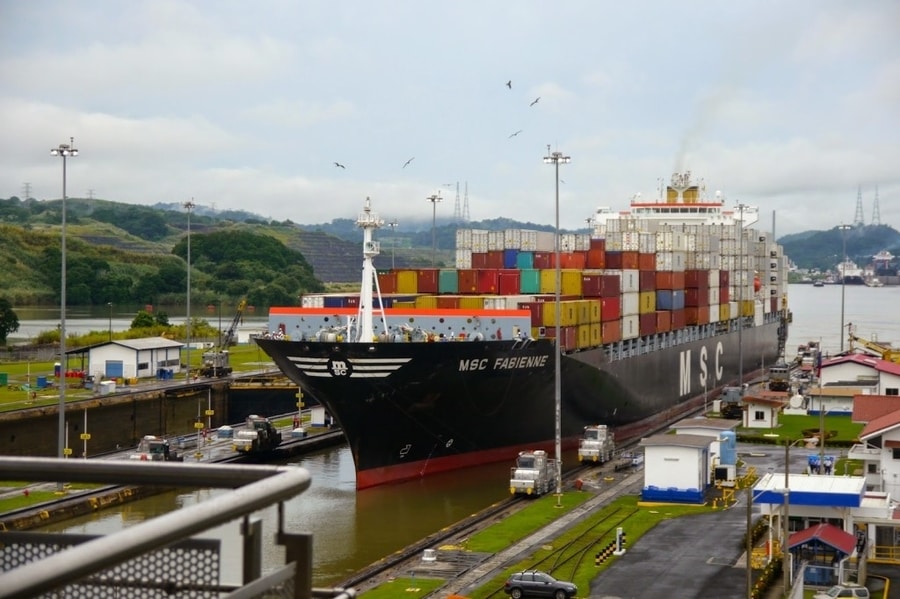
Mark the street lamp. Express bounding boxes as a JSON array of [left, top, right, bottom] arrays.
[[107, 302, 112, 342], [736, 203, 748, 387], [388, 220, 399, 269], [51, 137, 77, 472], [838, 224, 852, 352], [543, 145, 570, 500], [426, 193, 442, 267], [780, 437, 811, 598], [184, 199, 195, 381]]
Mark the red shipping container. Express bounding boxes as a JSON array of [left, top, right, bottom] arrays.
[[655, 310, 672, 332], [485, 250, 505, 269], [416, 269, 439, 293], [519, 301, 544, 327], [437, 296, 460, 309], [685, 306, 710, 325], [719, 285, 730, 303], [600, 296, 621, 322], [638, 252, 656, 271], [771, 297, 779, 313], [670, 309, 686, 330], [498, 270, 521, 295], [458, 269, 478, 293], [684, 270, 710, 289], [533, 252, 555, 269], [639, 312, 657, 336], [581, 274, 603, 297], [476, 268, 500, 294], [605, 251, 623, 269], [471, 252, 489, 269], [621, 251, 639, 270], [656, 271, 685, 290], [600, 275, 620, 298], [719, 270, 730, 287], [560, 251, 587, 269], [601, 319, 622, 343], [684, 288, 709, 308], [586, 248, 606, 269], [589, 238, 606, 252], [378, 272, 397, 294], [545, 325, 578, 351], [639, 270, 656, 292]]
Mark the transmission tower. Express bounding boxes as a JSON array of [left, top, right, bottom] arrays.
[[452, 182, 461, 222], [852, 185, 864, 227], [87, 189, 95, 199], [22, 182, 32, 200], [871, 185, 881, 226], [463, 182, 470, 222]]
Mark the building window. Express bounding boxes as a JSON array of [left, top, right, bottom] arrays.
[[754, 410, 765, 421], [138, 362, 149, 370], [893, 448, 900, 460], [867, 463, 878, 474], [885, 388, 898, 396]]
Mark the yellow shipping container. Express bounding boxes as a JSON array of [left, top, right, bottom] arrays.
[[589, 322, 602, 346], [638, 291, 656, 314], [577, 324, 592, 349], [459, 296, 485, 309], [719, 303, 731, 321], [415, 295, 438, 309], [396, 270, 418, 294], [576, 300, 592, 325], [542, 300, 579, 327], [393, 300, 416, 309], [586, 298, 602, 323], [538, 269, 584, 296], [741, 299, 755, 317]]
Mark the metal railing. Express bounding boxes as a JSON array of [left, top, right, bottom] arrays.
[[0, 457, 358, 598]]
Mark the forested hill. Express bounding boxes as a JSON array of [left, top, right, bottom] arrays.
[[779, 224, 900, 271]]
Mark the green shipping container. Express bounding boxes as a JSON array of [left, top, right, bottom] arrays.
[[0, 372, 7, 386], [519, 269, 541, 294], [438, 269, 459, 294]]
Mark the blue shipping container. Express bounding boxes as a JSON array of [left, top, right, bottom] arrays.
[[656, 290, 685, 310], [502, 249, 519, 269], [516, 251, 534, 270]]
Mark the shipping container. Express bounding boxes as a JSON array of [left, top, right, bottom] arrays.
[[438, 269, 459, 294], [437, 295, 461, 309], [684, 288, 709, 308], [670, 308, 686, 330], [600, 274, 621, 298], [639, 312, 657, 336], [458, 269, 478, 294], [638, 290, 656, 313], [656, 289, 686, 311], [503, 249, 519, 268], [416, 269, 439, 293], [378, 271, 398, 294], [638, 270, 656, 292], [498, 270, 521, 295], [560, 251, 587, 269], [621, 314, 640, 340], [415, 295, 438, 309], [586, 247, 606, 269], [516, 251, 534, 269], [621, 251, 639, 270], [655, 310, 672, 333], [533, 252, 555, 269], [655, 271, 685, 290], [685, 306, 710, 325], [520, 269, 541, 294], [621, 291, 640, 316], [396, 270, 418, 294], [601, 319, 622, 343], [638, 252, 656, 271], [545, 325, 578, 352], [600, 296, 621, 322]]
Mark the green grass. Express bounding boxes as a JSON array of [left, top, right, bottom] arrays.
[[738, 414, 864, 445], [0, 483, 105, 512]]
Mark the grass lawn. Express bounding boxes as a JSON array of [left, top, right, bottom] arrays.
[[737, 414, 864, 446]]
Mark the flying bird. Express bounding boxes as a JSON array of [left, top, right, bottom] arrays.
[[402, 157, 415, 168], [505, 80, 512, 89], [333, 162, 345, 169], [529, 97, 540, 107], [508, 130, 523, 138]]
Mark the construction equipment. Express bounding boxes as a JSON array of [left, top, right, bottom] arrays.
[[577, 424, 615, 465], [201, 299, 247, 377], [509, 449, 557, 497], [129, 435, 183, 462], [233, 414, 283, 453], [767, 360, 791, 392], [848, 327, 900, 363]]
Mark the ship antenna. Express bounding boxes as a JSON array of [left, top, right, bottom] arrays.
[[356, 197, 385, 342]]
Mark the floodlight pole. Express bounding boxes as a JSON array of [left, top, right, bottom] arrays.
[[426, 193, 442, 267], [184, 199, 195, 382]]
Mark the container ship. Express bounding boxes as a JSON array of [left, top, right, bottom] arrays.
[[256, 172, 791, 489]]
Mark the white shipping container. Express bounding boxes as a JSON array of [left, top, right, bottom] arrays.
[[621, 292, 640, 316], [707, 269, 720, 288], [487, 230, 504, 251], [560, 233, 578, 252], [656, 252, 674, 271], [503, 229, 523, 250], [709, 287, 720, 305], [455, 248, 472, 269], [621, 269, 640, 293], [484, 295, 535, 310], [301, 295, 325, 308], [671, 251, 686, 272], [621, 314, 640, 339], [638, 232, 657, 253], [755, 301, 764, 326], [575, 233, 592, 251], [709, 303, 720, 323], [521, 230, 539, 251], [535, 231, 556, 252], [621, 231, 641, 251], [729, 301, 739, 319]]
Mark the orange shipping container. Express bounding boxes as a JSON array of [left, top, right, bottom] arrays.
[[416, 269, 439, 293], [437, 295, 461, 309], [655, 310, 672, 332], [378, 272, 397, 294], [685, 305, 710, 325], [586, 248, 606, 269], [638, 252, 656, 271], [621, 251, 639, 270], [458, 269, 478, 293], [600, 319, 622, 343], [656, 271, 685, 290]]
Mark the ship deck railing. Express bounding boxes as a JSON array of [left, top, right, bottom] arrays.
[[0, 457, 357, 599]]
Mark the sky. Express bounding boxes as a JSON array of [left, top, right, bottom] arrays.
[[1, 0, 898, 237]]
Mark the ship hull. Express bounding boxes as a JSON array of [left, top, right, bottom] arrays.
[[256, 317, 781, 489]]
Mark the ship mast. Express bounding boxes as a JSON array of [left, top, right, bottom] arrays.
[[355, 197, 385, 342]]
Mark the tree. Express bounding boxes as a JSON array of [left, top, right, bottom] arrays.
[[0, 298, 19, 344], [130, 310, 156, 329]]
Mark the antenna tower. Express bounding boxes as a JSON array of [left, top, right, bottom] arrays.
[[871, 185, 881, 226], [453, 182, 461, 222], [852, 185, 864, 227], [87, 189, 94, 199], [22, 182, 32, 200], [463, 182, 470, 222]]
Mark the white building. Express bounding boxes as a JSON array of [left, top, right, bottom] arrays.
[[818, 353, 900, 397], [68, 337, 185, 381], [639, 434, 714, 503], [741, 395, 785, 429]]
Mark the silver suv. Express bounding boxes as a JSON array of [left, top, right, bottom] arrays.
[[503, 570, 577, 599], [813, 583, 870, 598]]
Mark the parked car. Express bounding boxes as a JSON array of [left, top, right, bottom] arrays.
[[503, 570, 577, 599], [813, 583, 870, 598]]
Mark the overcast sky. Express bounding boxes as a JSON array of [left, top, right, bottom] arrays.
[[1, 1, 898, 237]]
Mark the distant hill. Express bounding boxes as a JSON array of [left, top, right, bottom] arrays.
[[779, 224, 900, 271]]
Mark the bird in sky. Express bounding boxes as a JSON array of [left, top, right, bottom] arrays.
[[402, 157, 415, 168], [508, 130, 523, 138], [506, 80, 512, 89], [530, 97, 540, 107], [333, 162, 345, 169]]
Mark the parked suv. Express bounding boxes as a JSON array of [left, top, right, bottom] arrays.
[[813, 583, 870, 598], [503, 570, 577, 599]]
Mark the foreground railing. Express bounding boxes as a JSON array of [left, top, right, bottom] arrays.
[[0, 457, 357, 599]]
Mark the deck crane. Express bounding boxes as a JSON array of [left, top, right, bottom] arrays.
[[200, 299, 247, 377], [848, 324, 900, 363]]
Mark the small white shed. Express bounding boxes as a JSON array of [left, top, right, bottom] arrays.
[[640, 434, 714, 503]]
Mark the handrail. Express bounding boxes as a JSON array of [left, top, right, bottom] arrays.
[[0, 457, 311, 599]]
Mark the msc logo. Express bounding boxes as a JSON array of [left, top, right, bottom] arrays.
[[329, 360, 351, 377]]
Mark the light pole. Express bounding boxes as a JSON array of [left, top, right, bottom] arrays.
[[51, 137, 77, 473], [780, 437, 808, 598], [426, 192, 442, 267], [838, 224, 852, 352], [184, 199, 195, 381], [736, 203, 748, 387], [544, 145, 570, 500], [107, 302, 112, 342], [388, 220, 399, 269]]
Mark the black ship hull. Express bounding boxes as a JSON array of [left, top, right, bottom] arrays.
[[256, 317, 781, 489]]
